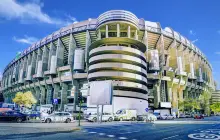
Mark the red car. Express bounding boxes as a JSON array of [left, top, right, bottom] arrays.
[[194, 114, 204, 119]]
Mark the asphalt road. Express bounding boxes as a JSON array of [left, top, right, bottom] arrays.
[[1, 116, 220, 140]]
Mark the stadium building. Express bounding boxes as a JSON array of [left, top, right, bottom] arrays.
[[1, 10, 215, 115]]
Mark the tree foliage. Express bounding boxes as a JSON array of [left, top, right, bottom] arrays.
[[13, 91, 37, 108], [210, 102, 220, 114], [178, 91, 211, 115]]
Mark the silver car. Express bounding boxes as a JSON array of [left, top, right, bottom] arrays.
[[41, 112, 74, 123]]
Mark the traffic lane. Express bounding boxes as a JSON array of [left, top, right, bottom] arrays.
[[1, 122, 220, 140], [175, 116, 220, 121], [82, 123, 218, 140]]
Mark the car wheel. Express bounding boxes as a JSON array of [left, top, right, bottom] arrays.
[[93, 117, 97, 122], [66, 118, 71, 123], [46, 118, 51, 123], [132, 117, 135, 121], [16, 118, 22, 123], [108, 117, 113, 122]]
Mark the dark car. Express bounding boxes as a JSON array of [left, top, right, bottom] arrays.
[[0, 111, 28, 123], [194, 114, 204, 119], [26, 111, 41, 119]]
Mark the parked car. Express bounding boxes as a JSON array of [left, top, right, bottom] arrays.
[[194, 114, 204, 119], [72, 111, 84, 120], [86, 113, 114, 122], [179, 113, 191, 118], [145, 113, 157, 121], [25, 111, 41, 119], [185, 113, 192, 118], [160, 114, 175, 120], [41, 112, 74, 123], [153, 112, 161, 119], [0, 111, 28, 123]]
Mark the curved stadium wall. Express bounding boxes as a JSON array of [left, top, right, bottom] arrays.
[[1, 10, 215, 114]]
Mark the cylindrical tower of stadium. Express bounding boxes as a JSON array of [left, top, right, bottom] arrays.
[[87, 10, 148, 114]]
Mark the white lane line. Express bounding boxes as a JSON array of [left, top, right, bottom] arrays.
[[107, 135, 115, 138], [118, 137, 127, 139], [88, 131, 97, 134], [119, 130, 140, 134], [99, 133, 105, 136], [162, 135, 179, 140], [194, 129, 201, 131]]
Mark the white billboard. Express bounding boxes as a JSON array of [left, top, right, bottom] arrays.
[[89, 80, 113, 105]]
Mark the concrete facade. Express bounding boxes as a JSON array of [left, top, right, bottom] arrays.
[[1, 10, 215, 114]]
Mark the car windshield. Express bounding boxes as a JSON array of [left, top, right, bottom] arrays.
[[116, 110, 122, 114]]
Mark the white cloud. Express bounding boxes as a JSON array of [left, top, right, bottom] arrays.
[[215, 52, 220, 55], [192, 39, 198, 43], [0, 0, 77, 26], [189, 30, 196, 35], [13, 35, 38, 45]]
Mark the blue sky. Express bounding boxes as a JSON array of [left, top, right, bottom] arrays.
[[0, 0, 220, 88]]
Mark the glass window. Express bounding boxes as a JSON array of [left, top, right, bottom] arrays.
[[120, 32, 127, 37], [116, 110, 122, 114], [101, 32, 106, 38], [108, 32, 117, 37]]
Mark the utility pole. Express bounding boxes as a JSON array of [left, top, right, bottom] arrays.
[[78, 95, 82, 126]]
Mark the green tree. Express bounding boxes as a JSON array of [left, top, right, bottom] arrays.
[[210, 102, 220, 114], [13, 91, 37, 108], [199, 91, 211, 115]]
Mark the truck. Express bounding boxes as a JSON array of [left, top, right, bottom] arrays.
[[114, 109, 137, 121]]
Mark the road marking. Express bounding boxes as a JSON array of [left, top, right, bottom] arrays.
[[118, 137, 127, 139], [88, 131, 97, 134], [188, 133, 220, 140], [162, 135, 179, 140], [99, 133, 105, 136], [107, 135, 115, 138], [119, 130, 140, 134]]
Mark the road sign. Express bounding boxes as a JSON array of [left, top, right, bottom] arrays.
[[53, 98, 58, 104], [145, 108, 148, 112]]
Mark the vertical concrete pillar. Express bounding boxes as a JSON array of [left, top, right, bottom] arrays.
[[117, 24, 120, 37], [42, 45, 49, 72], [85, 30, 91, 71], [105, 25, 108, 38], [53, 84, 60, 99], [35, 87, 41, 105], [128, 26, 131, 38], [98, 29, 101, 40], [53, 84, 60, 111], [168, 87, 172, 102], [46, 85, 53, 104], [40, 86, 46, 105], [183, 89, 188, 99], [68, 34, 77, 65], [172, 86, 178, 109], [56, 38, 64, 67], [154, 83, 160, 108], [60, 83, 68, 111], [73, 80, 79, 111], [135, 30, 138, 40]]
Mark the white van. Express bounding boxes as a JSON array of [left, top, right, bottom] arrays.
[[114, 109, 137, 121]]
